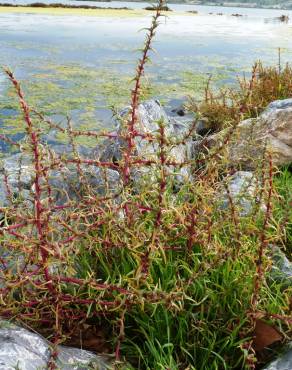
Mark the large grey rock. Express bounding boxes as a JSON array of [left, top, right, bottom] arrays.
[[92, 100, 194, 183], [263, 343, 292, 370], [0, 100, 194, 206], [0, 176, 11, 207], [47, 166, 121, 205], [0, 151, 121, 207], [1, 153, 33, 189], [268, 246, 292, 288], [0, 153, 34, 207], [208, 99, 292, 169], [0, 321, 113, 370], [263, 98, 292, 113], [219, 171, 263, 216]]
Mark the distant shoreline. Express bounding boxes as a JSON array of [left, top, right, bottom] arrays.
[[0, 1, 290, 15], [0, 4, 191, 16], [0, 4, 144, 16], [0, 2, 130, 10], [73, 0, 291, 11], [196, 2, 290, 11]]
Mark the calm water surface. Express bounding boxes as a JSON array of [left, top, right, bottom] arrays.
[[0, 2, 292, 148]]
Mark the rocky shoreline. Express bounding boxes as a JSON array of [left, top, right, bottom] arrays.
[[1, 98, 292, 210]]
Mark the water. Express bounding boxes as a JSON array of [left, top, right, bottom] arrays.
[[6, 0, 292, 16], [0, 2, 292, 149]]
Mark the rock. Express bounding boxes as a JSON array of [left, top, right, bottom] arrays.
[[0, 100, 194, 206], [263, 342, 292, 370], [263, 99, 292, 112], [268, 246, 292, 288], [0, 320, 113, 370], [195, 117, 214, 136], [1, 153, 33, 189], [47, 166, 121, 206], [171, 106, 186, 117], [56, 346, 113, 370], [0, 153, 33, 207], [208, 99, 292, 169], [276, 14, 289, 23], [0, 150, 120, 207], [49, 143, 93, 158], [0, 153, 34, 208], [92, 100, 194, 184], [93, 135, 126, 165], [219, 171, 263, 216], [0, 176, 11, 207]]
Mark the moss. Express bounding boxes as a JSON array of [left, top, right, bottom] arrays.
[[1, 61, 226, 143]]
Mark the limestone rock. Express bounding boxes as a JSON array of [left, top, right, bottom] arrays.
[[92, 99, 194, 183], [219, 171, 264, 216], [263, 343, 292, 370], [47, 166, 121, 205], [209, 99, 292, 169], [0, 152, 120, 207], [0, 153, 34, 208], [0, 321, 113, 370], [1, 153, 33, 189], [268, 246, 292, 288]]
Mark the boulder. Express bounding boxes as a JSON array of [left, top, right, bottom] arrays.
[[263, 342, 292, 370], [1, 153, 33, 189], [0, 151, 121, 207], [0, 100, 195, 206], [0, 176, 11, 207], [47, 166, 121, 206], [208, 99, 292, 169], [92, 100, 194, 183], [219, 171, 263, 216], [0, 320, 113, 370], [171, 105, 186, 117], [268, 246, 292, 288], [0, 153, 33, 208]]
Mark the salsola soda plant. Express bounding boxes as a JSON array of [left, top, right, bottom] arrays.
[[188, 59, 292, 133], [0, 2, 291, 369]]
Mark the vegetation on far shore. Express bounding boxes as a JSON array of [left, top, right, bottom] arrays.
[[0, 5, 149, 16], [0, 2, 131, 10], [121, 0, 292, 10], [77, 0, 292, 11], [197, 0, 292, 10]]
